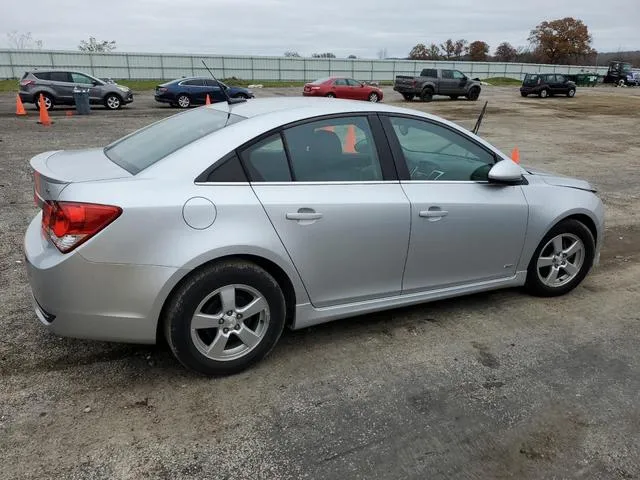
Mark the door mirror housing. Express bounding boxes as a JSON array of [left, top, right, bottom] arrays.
[[488, 160, 524, 184]]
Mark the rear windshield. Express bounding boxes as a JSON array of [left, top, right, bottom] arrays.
[[311, 77, 331, 84], [104, 108, 246, 174]]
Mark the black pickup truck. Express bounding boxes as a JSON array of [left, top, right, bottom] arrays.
[[393, 68, 482, 102]]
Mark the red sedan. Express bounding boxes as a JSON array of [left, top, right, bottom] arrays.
[[303, 77, 384, 102]]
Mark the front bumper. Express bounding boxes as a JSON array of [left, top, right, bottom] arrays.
[[24, 215, 178, 344]]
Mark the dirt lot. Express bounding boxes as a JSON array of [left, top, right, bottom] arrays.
[[1, 85, 639, 480]]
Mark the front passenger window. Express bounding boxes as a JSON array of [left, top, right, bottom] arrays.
[[388, 117, 495, 181]]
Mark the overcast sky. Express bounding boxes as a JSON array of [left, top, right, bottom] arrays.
[[2, 0, 639, 57]]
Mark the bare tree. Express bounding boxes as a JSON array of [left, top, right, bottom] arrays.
[[284, 51, 301, 57], [311, 52, 336, 58], [377, 48, 388, 59], [7, 31, 43, 49], [78, 37, 116, 53], [348, 55, 357, 59]]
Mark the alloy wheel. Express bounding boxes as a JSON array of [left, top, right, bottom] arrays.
[[368, 93, 379, 102], [190, 284, 270, 362], [106, 96, 121, 109], [536, 233, 585, 288]]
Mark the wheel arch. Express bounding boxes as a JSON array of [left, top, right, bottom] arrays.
[[155, 253, 299, 343]]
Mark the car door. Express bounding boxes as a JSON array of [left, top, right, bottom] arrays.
[[70, 72, 102, 103], [451, 70, 468, 95], [346, 78, 366, 100], [553, 74, 568, 94], [381, 114, 528, 293], [180, 79, 206, 104], [330, 78, 349, 98], [244, 115, 411, 308], [48, 71, 75, 103], [203, 79, 226, 102], [439, 70, 458, 95]]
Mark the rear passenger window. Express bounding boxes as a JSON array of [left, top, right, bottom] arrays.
[[33, 72, 51, 80], [424, 69, 437, 77], [283, 117, 383, 182], [241, 134, 292, 182], [49, 72, 70, 82]]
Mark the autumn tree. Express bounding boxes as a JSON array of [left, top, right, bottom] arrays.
[[453, 39, 468, 59], [440, 39, 455, 59], [409, 43, 429, 60], [494, 42, 517, 62], [311, 52, 336, 58], [427, 43, 441, 60], [78, 37, 116, 52], [528, 17, 595, 64], [468, 41, 490, 61]]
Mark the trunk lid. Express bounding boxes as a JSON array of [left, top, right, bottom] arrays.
[[31, 148, 131, 203]]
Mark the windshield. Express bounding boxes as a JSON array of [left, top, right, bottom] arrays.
[[104, 108, 245, 174]]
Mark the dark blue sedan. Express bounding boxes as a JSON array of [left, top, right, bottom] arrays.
[[154, 77, 254, 108]]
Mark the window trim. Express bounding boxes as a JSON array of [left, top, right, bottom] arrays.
[[235, 113, 399, 183], [378, 113, 499, 183]]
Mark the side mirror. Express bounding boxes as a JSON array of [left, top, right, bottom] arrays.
[[92, 80, 100, 86], [488, 160, 523, 184]]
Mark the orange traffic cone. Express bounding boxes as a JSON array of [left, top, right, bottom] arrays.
[[510, 147, 520, 163], [16, 94, 27, 116], [37, 94, 53, 126], [205, 94, 211, 105], [344, 125, 356, 153]]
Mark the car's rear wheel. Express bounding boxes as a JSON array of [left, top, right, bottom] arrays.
[[402, 93, 414, 101], [567, 88, 576, 97], [539, 88, 549, 98], [420, 88, 433, 102], [368, 92, 379, 102], [325, 93, 336, 98], [104, 94, 122, 110], [164, 260, 286, 376], [177, 94, 191, 108], [466, 87, 480, 101], [525, 219, 595, 297], [35, 92, 53, 111]]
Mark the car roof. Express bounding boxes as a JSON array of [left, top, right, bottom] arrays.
[[207, 97, 410, 120]]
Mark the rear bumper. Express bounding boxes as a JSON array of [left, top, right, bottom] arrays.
[[24, 215, 178, 344], [393, 86, 417, 94], [19, 91, 36, 103]]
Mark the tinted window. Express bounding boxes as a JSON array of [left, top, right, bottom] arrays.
[[241, 134, 292, 182], [389, 116, 494, 181], [71, 73, 94, 84], [452, 70, 466, 80], [346, 78, 361, 86], [421, 69, 437, 77], [555, 75, 565, 82], [203, 154, 247, 182], [283, 117, 383, 182], [182, 79, 204, 86], [50, 72, 70, 82], [105, 108, 245, 174], [203, 79, 220, 87], [33, 71, 52, 80], [334, 78, 347, 86], [523, 74, 539, 85], [442, 70, 454, 79]]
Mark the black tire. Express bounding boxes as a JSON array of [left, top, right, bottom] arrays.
[[325, 93, 336, 98], [539, 88, 549, 98], [234, 93, 249, 99], [449, 95, 459, 100], [525, 219, 595, 297], [164, 260, 286, 376], [402, 93, 415, 101], [420, 88, 433, 102], [368, 92, 379, 102], [466, 87, 480, 101], [104, 94, 123, 110], [567, 88, 576, 98], [34, 92, 54, 111], [521, 92, 528, 97], [177, 94, 191, 108]]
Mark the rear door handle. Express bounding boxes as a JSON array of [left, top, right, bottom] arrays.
[[286, 212, 323, 221]]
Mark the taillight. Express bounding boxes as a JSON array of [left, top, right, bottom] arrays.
[[41, 201, 122, 253], [156, 87, 168, 93], [20, 79, 35, 87]]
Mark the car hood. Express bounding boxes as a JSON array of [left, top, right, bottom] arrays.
[[524, 166, 596, 192]]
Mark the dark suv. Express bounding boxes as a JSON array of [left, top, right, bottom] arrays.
[[520, 74, 576, 98], [19, 70, 134, 110]]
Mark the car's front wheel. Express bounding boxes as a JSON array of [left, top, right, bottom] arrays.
[[164, 260, 286, 376], [525, 219, 595, 297], [567, 88, 576, 97], [104, 94, 122, 110], [466, 87, 480, 101]]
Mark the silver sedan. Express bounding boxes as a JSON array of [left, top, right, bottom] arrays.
[[25, 98, 604, 375]]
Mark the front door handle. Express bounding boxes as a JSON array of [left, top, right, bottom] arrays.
[[419, 209, 448, 218], [286, 212, 323, 221]]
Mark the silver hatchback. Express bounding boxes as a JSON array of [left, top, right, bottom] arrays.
[[19, 70, 133, 110], [24, 98, 604, 375]]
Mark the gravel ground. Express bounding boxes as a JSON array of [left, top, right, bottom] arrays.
[[1, 85, 639, 480]]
